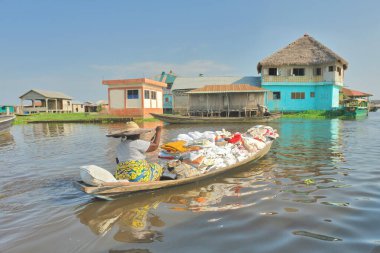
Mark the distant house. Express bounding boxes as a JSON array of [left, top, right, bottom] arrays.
[[102, 78, 167, 117], [340, 87, 372, 106], [186, 84, 268, 117], [96, 100, 109, 113], [258, 34, 348, 112], [155, 71, 177, 114], [72, 101, 85, 113], [19, 89, 72, 114], [0, 105, 14, 115], [170, 76, 261, 114], [83, 101, 98, 112]]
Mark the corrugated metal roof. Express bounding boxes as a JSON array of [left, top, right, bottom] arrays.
[[20, 89, 72, 99], [342, 87, 372, 97], [172, 76, 261, 90], [187, 84, 267, 94]]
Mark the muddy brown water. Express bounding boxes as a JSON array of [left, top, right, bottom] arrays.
[[1, 114, 380, 253]]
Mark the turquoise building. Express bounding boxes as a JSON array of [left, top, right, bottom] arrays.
[[0, 105, 15, 115], [258, 34, 348, 112], [156, 71, 177, 114]]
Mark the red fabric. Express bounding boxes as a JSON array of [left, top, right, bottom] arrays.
[[228, 133, 242, 144]]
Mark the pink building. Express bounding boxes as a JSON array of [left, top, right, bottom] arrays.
[[102, 78, 167, 117]]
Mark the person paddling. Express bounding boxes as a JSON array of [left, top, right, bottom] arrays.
[[107, 121, 163, 182]]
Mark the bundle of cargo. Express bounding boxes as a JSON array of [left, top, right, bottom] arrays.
[[158, 125, 279, 179], [75, 125, 279, 200]]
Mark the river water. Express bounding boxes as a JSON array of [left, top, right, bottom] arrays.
[[1, 113, 380, 253]]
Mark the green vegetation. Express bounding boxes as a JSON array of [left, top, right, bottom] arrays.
[[281, 110, 345, 119], [14, 113, 136, 124]]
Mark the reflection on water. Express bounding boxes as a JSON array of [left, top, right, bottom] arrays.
[[76, 118, 345, 244], [0, 132, 14, 148], [26, 123, 76, 138], [2, 114, 380, 253], [77, 197, 164, 243]]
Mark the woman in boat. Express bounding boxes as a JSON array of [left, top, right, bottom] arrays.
[[107, 121, 163, 182]]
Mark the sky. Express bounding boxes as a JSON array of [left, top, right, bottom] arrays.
[[1, 0, 380, 105]]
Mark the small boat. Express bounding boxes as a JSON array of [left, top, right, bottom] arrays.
[[74, 142, 273, 200], [150, 113, 281, 124], [0, 115, 16, 134], [343, 98, 369, 118]]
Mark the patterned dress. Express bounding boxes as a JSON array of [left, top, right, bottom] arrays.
[[114, 139, 163, 182], [115, 160, 163, 182]]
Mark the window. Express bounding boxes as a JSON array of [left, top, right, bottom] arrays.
[[67, 101, 71, 106], [81, 105, 83, 108], [127, 90, 139, 99], [310, 92, 315, 98], [328, 66, 334, 72], [315, 68, 322, 76], [337, 67, 342, 76], [273, 91, 281, 100], [144, 90, 150, 99], [151, 91, 157, 100], [293, 68, 305, 76], [291, 92, 305, 99], [269, 68, 278, 76]]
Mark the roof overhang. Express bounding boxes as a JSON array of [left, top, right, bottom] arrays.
[[102, 78, 167, 88]]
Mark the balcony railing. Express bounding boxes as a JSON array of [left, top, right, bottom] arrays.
[[263, 75, 324, 83]]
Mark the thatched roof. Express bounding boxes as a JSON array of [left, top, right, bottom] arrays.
[[257, 34, 348, 73]]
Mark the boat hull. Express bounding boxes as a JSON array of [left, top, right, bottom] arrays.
[[150, 113, 281, 124], [344, 107, 368, 118], [0, 116, 15, 134], [75, 142, 273, 200]]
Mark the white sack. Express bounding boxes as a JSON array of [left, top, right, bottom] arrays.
[[80, 165, 118, 186]]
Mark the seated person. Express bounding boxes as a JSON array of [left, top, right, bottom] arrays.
[[263, 108, 271, 116], [107, 122, 163, 182]]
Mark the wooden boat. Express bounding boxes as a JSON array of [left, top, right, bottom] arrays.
[[0, 115, 15, 134], [343, 98, 369, 118], [150, 113, 281, 124], [74, 141, 273, 200]]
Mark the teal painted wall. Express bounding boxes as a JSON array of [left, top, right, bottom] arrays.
[[163, 94, 173, 109], [0, 105, 15, 113], [262, 82, 341, 111]]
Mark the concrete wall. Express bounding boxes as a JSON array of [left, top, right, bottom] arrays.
[[264, 83, 340, 111], [72, 104, 85, 113], [107, 83, 164, 117], [262, 63, 344, 85]]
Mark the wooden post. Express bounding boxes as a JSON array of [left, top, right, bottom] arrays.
[[206, 94, 209, 116], [45, 99, 49, 113], [227, 94, 230, 117], [187, 93, 190, 116], [20, 99, 24, 114], [55, 99, 58, 113]]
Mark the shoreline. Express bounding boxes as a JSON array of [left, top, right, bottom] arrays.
[[13, 113, 160, 125]]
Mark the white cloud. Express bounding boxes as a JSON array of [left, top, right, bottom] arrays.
[[90, 60, 234, 78]]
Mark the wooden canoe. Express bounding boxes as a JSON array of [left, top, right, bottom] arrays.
[[74, 141, 272, 200], [150, 113, 281, 124], [0, 115, 15, 134]]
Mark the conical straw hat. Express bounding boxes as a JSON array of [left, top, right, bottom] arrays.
[[106, 121, 153, 137]]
